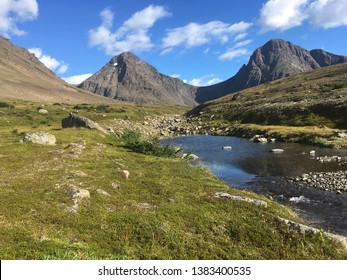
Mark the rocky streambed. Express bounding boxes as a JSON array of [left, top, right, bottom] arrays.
[[248, 176, 347, 236], [289, 171, 347, 193]]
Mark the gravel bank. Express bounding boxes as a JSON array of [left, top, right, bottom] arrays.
[[248, 176, 347, 236], [289, 171, 347, 192]]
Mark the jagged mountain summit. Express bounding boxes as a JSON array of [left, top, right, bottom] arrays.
[[78, 52, 198, 107], [0, 35, 112, 104], [195, 39, 347, 103]]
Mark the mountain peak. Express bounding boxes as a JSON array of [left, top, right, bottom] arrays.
[[195, 38, 347, 103], [263, 38, 287, 46], [79, 52, 197, 106]]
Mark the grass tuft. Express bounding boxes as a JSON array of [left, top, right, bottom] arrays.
[[122, 130, 179, 157]]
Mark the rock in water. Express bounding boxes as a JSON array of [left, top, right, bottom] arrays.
[[253, 136, 268, 143], [62, 112, 108, 134], [22, 132, 56, 145], [270, 149, 284, 153]]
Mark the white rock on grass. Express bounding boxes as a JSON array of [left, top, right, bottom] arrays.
[[182, 153, 199, 160], [38, 108, 48, 114], [122, 170, 130, 180], [213, 192, 268, 207], [22, 132, 56, 145], [68, 187, 90, 213], [96, 189, 111, 197]]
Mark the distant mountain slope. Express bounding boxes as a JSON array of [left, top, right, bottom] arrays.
[[0, 36, 113, 104], [189, 62, 347, 129], [78, 52, 197, 107], [195, 39, 347, 103]]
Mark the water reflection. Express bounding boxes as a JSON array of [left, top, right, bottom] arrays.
[[161, 135, 347, 235], [161, 135, 347, 187]]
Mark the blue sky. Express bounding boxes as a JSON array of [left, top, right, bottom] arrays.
[[1, 0, 347, 85]]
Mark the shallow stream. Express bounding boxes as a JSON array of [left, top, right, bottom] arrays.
[[161, 135, 347, 235]]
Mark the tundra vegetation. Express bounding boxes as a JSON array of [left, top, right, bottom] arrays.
[[0, 99, 346, 259], [188, 63, 347, 149]]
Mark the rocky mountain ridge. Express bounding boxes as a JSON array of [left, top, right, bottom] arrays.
[[2, 35, 346, 107], [195, 39, 347, 103], [78, 52, 197, 107]]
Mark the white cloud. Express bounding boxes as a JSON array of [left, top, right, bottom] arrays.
[[161, 21, 252, 53], [170, 74, 181, 79], [219, 40, 252, 61], [187, 74, 222, 86], [219, 48, 250, 61], [259, 0, 308, 32], [308, 0, 347, 28], [234, 33, 248, 41], [259, 0, 347, 32], [0, 0, 38, 37], [62, 74, 93, 85], [28, 48, 68, 74], [234, 39, 253, 48], [89, 5, 170, 55], [57, 64, 69, 74]]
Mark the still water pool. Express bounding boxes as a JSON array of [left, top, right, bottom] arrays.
[[161, 135, 347, 187]]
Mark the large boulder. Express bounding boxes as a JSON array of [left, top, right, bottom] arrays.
[[62, 112, 108, 134], [22, 132, 56, 145]]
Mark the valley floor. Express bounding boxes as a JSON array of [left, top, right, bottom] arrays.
[[0, 100, 346, 259]]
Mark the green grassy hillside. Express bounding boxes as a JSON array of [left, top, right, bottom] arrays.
[[187, 63, 347, 148], [0, 99, 346, 259]]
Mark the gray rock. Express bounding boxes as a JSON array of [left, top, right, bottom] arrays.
[[69, 188, 90, 199], [182, 153, 199, 160], [22, 132, 56, 145], [96, 189, 111, 196], [213, 192, 268, 207], [279, 217, 347, 250], [253, 136, 268, 143], [62, 112, 108, 134], [68, 187, 90, 213]]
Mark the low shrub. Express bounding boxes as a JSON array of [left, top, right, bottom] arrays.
[[122, 130, 178, 157], [0, 102, 14, 108]]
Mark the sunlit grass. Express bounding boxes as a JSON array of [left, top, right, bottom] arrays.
[[0, 100, 346, 259]]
